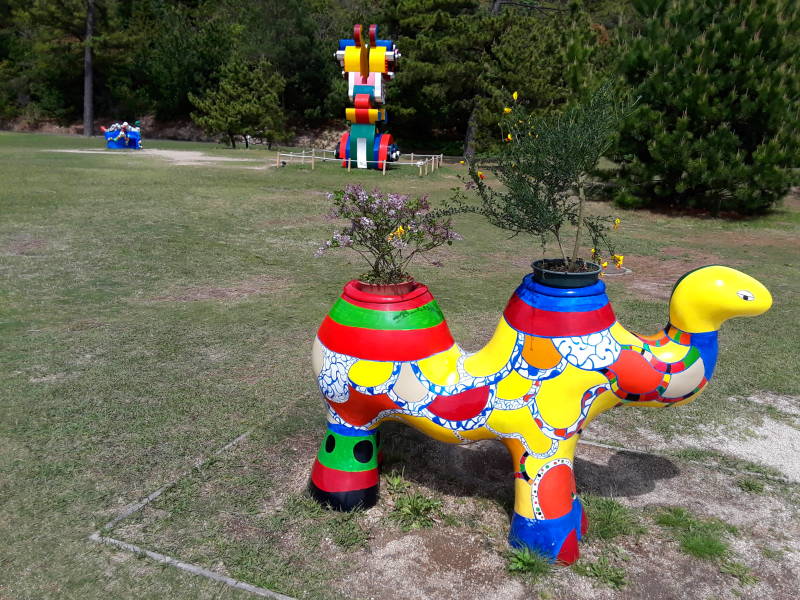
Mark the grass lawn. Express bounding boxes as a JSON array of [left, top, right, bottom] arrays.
[[1, 131, 798, 599]]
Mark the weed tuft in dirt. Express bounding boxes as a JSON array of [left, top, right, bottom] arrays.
[[760, 546, 784, 559], [390, 492, 442, 531], [506, 547, 552, 581], [582, 495, 646, 540], [572, 555, 627, 589], [655, 507, 737, 560], [720, 560, 759, 585], [384, 469, 411, 495], [736, 477, 765, 494]]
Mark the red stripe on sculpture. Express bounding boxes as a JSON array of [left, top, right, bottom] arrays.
[[311, 458, 378, 492], [504, 294, 616, 336], [318, 317, 454, 361]]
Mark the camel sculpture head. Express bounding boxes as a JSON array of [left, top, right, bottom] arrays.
[[308, 265, 772, 564], [669, 265, 772, 333]]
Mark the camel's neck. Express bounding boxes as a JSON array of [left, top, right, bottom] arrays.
[[663, 325, 720, 380]]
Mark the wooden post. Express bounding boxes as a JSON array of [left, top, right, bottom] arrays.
[[348, 158, 352, 172], [418, 162, 422, 177], [382, 160, 387, 175], [275, 152, 280, 167], [311, 148, 315, 170], [410, 152, 414, 162]]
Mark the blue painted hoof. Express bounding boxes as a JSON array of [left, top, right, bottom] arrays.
[[509, 499, 585, 564]]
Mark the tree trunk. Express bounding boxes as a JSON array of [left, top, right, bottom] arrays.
[[229, 132, 236, 149], [82, 0, 94, 137]]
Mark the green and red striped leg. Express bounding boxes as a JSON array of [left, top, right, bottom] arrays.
[[308, 423, 379, 511]]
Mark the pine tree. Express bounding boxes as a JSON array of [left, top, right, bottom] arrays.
[[614, 0, 800, 214], [189, 58, 286, 149]]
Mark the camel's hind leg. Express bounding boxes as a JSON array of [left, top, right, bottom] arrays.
[[308, 423, 380, 511], [502, 438, 587, 564]]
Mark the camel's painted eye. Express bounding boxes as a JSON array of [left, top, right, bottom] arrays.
[[737, 290, 755, 301]]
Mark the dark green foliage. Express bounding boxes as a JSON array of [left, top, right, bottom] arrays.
[[189, 58, 286, 148], [220, 0, 345, 124], [614, 0, 800, 214], [133, 1, 241, 120], [383, 0, 616, 152], [464, 82, 627, 267], [0, 0, 620, 150]]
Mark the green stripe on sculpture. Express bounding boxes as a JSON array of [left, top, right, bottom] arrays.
[[328, 298, 445, 330], [316, 431, 378, 472]]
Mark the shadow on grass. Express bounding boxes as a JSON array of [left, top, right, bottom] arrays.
[[377, 423, 681, 517]]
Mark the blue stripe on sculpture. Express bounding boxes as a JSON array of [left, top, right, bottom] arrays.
[[689, 330, 719, 379], [508, 499, 584, 560], [328, 422, 374, 437], [514, 275, 610, 312]]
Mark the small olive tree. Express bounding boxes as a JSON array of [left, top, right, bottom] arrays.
[[464, 83, 630, 272], [190, 58, 286, 149]]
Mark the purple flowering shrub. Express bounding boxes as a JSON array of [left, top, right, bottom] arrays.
[[316, 184, 462, 284]]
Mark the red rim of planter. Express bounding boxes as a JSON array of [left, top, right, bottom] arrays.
[[344, 280, 428, 306]]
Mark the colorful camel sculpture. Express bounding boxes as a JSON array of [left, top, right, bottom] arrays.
[[309, 266, 772, 563]]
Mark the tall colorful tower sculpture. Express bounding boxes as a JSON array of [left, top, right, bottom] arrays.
[[335, 24, 401, 170]]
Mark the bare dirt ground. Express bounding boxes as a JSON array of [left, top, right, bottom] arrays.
[[328, 431, 800, 600], [47, 148, 267, 167], [111, 424, 800, 600], [588, 393, 800, 484]]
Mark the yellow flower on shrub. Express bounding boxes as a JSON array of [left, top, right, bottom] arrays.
[[387, 225, 407, 241], [613, 217, 621, 230], [504, 107, 512, 114], [512, 91, 519, 101]]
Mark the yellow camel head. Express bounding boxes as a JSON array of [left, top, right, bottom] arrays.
[[669, 265, 772, 333]]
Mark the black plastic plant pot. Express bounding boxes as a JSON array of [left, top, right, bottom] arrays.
[[531, 259, 602, 289]]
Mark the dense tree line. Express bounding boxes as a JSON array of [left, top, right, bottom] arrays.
[[0, 0, 797, 213], [0, 0, 619, 147]]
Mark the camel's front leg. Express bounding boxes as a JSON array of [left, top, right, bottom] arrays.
[[309, 423, 380, 511], [502, 437, 587, 564]]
